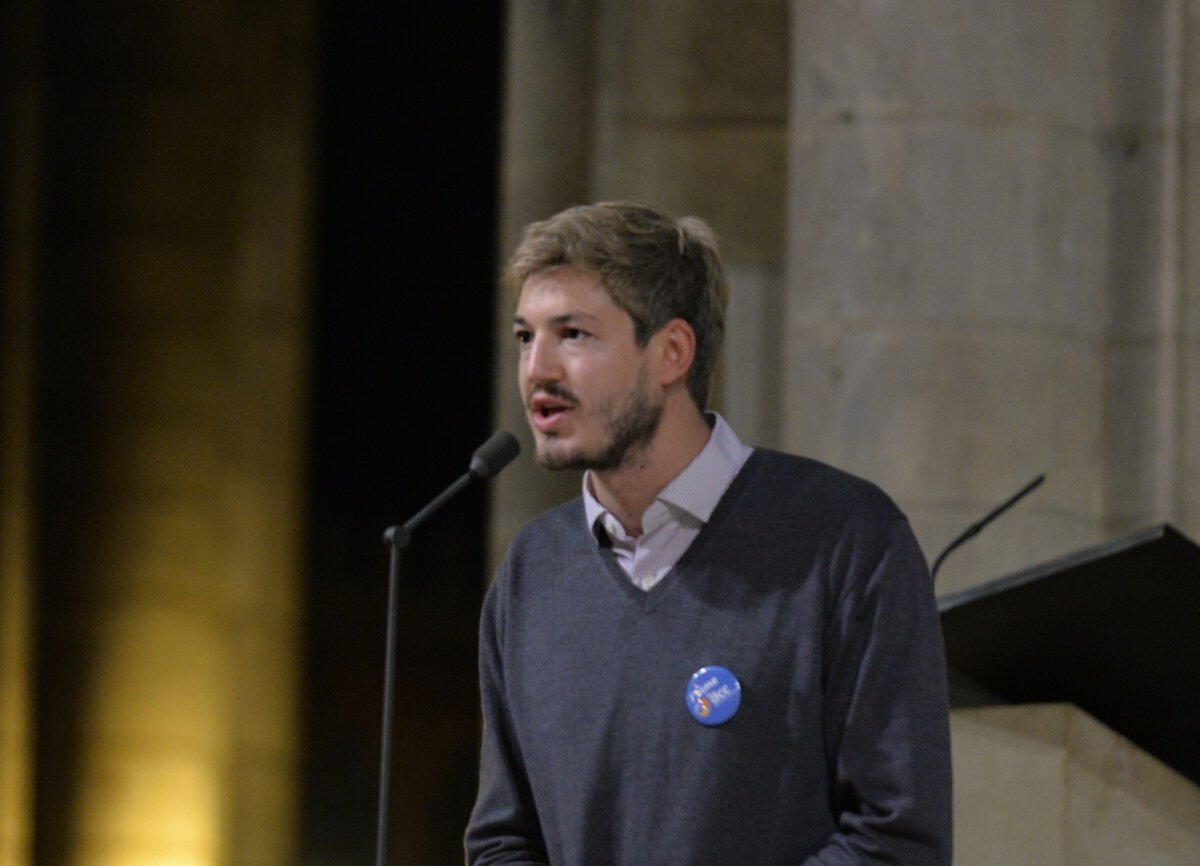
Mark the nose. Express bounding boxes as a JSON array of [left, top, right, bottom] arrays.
[[522, 334, 563, 386]]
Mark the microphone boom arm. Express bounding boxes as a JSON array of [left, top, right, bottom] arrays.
[[375, 430, 520, 866], [930, 473, 1045, 582]]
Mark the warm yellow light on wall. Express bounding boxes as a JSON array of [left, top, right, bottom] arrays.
[[68, 604, 230, 866], [0, 545, 32, 866], [1, 286, 34, 866]]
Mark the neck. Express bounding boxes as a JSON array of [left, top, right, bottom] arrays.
[[589, 398, 711, 536]]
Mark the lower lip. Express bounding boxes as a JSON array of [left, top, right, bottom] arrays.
[[531, 407, 573, 433]]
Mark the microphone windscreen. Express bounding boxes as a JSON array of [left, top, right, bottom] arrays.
[[469, 430, 521, 479]]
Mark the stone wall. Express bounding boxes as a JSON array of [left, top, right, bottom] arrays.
[[492, 0, 791, 567], [952, 704, 1200, 864], [493, 0, 1200, 594], [0, 3, 314, 863], [786, 0, 1198, 592]]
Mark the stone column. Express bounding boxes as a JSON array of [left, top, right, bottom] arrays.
[[492, 0, 790, 561], [590, 0, 790, 445], [1100, 0, 1190, 545], [0, 2, 39, 862], [1178, 0, 1200, 536], [31, 3, 313, 864], [786, 0, 1194, 592], [217, 8, 314, 860], [491, 0, 600, 567]]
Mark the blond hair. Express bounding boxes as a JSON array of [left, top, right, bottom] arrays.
[[505, 201, 728, 408]]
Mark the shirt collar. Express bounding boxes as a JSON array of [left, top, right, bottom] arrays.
[[582, 412, 753, 539]]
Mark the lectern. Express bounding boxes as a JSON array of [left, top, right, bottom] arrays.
[[938, 523, 1200, 785]]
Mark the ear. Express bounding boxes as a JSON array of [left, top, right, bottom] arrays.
[[651, 318, 696, 389]]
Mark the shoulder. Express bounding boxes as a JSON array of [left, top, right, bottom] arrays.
[[491, 497, 593, 595], [735, 448, 905, 530], [505, 496, 588, 559], [721, 450, 925, 594], [752, 451, 934, 601]]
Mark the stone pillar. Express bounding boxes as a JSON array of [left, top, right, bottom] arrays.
[[491, 0, 600, 567], [590, 0, 790, 445], [1100, 0, 1189, 545], [1178, 0, 1200, 536], [492, 0, 790, 561], [0, 2, 39, 862], [30, 3, 313, 864], [786, 0, 1196, 593], [217, 9, 314, 860]]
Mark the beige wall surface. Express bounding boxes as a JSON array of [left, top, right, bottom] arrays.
[[952, 704, 1200, 866], [493, 0, 1200, 593]]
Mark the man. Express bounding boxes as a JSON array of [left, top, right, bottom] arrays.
[[466, 201, 952, 865]]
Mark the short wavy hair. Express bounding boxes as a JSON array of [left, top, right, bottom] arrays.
[[505, 201, 729, 409]]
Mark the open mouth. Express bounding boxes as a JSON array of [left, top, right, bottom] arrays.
[[536, 402, 570, 419], [529, 393, 575, 431]]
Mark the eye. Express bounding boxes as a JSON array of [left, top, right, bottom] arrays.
[[513, 327, 532, 345], [563, 327, 587, 340]]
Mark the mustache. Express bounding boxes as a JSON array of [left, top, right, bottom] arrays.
[[527, 383, 579, 406]]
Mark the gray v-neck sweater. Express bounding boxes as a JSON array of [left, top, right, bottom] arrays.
[[467, 449, 952, 865]]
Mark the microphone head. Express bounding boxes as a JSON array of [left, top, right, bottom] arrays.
[[469, 430, 521, 479]]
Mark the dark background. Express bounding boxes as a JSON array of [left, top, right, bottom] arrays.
[[304, 3, 506, 862]]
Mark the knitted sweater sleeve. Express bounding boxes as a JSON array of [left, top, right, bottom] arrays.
[[464, 557, 550, 866], [803, 516, 953, 866]]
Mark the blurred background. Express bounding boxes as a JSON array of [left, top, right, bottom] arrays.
[[2, 1, 1197, 865], [3, 1, 502, 863]]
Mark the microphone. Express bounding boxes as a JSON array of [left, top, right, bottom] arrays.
[[469, 430, 521, 480], [931, 474, 1045, 581], [385, 430, 521, 549]]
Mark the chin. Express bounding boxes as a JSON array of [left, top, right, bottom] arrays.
[[534, 437, 598, 472], [534, 444, 583, 471]]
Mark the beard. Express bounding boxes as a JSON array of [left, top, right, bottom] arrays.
[[534, 366, 663, 472]]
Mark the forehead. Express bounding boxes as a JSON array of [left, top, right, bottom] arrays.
[[515, 267, 626, 321]]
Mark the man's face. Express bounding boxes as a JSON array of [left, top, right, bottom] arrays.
[[514, 267, 662, 471]]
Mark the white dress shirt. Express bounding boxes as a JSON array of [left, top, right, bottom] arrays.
[[582, 413, 753, 590]]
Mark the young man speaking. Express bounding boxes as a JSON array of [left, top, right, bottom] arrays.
[[466, 201, 952, 865]]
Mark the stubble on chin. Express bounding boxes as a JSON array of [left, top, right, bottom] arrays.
[[533, 378, 662, 473]]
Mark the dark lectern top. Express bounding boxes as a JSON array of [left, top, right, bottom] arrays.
[[938, 523, 1200, 785]]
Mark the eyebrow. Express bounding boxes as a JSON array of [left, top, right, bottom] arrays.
[[512, 312, 599, 328]]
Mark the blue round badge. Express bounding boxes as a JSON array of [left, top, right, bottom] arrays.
[[685, 665, 742, 726]]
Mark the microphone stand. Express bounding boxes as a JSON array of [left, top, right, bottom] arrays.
[[374, 432, 519, 866], [374, 478, 470, 866]]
